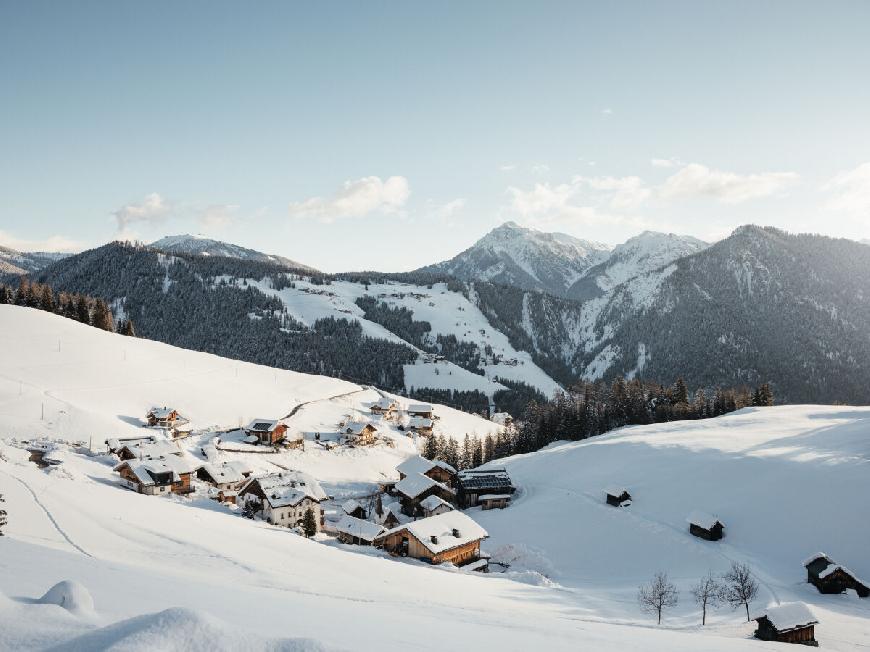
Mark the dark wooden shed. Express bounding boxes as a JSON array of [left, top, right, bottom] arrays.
[[803, 553, 869, 598], [754, 603, 818, 646], [686, 511, 724, 541], [604, 486, 631, 507]]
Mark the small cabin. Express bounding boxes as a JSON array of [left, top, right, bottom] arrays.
[[115, 439, 182, 461], [196, 460, 253, 492], [804, 553, 869, 597], [396, 455, 457, 487], [114, 457, 199, 496], [456, 468, 515, 508], [406, 416, 434, 436], [753, 603, 818, 646], [395, 473, 456, 517], [344, 421, 377, 446], [374, 502, 403, 529], [106, 435, 156, 454], [370, 397, 398, 417], [147, 406, 181, 428], [334, 515, 385, 546], [686, 511, 724, 541], [406, 403, 434, 420], [375, 511, 488, 568], [420, 494, 454, 517], [479, 494, 511, 510], [341, 498, 367, 520], [604, 486, 632, 507], [244, 419, 288, 446]]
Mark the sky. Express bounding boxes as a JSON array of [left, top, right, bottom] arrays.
[[1, 1, 869, 272]]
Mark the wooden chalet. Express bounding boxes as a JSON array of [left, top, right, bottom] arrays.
[[343, 421, 377, 446], [375, 511, 488, 568], [115, 439, 182, 461], [687, 511, 724, 541], [243, 419, 288, 446], [341, 498, 368, 520], [604, 486, 632, 507], [334, 515, 385, 546], [374, 502, 403, 529], [196, 460, 253, 493], [455, 468, 515, 508], [753, 603, 818, 646], [396, 455, 457, 487], [420, 494, 454, 517], [105, 435, 156, 455], [406, 403, 434, 420], [804, 553, 869, 597], [238, 471, 327, 532], [395, 472, 456, 517], [479, 494, 511, 510], [147, 406, 182, 428], [114, 456, 200, 496], [406, 416, 434, 436], [370, 397, 398, 418]]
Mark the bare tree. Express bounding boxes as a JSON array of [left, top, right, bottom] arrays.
[[0, 493, 7, 536], [691, 571, 723, 625], [723, 562, 759, 622], [638, 572, 679, 624]]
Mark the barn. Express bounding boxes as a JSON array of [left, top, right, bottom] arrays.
[[396, 455, 457, 487], [604, 486, 632, 507], [456, 468, 515, 508], [243, 419, 288, 446], [753, 602, 818, 646], [803, 553, 869, 597], [395, 473, 456, 517], [686, 510, 724, 541], [334, 515, 385, 546], [375, 511, 488, 568]]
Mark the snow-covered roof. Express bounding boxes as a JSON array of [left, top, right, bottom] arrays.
[[244, 419, 282, 433], [115, 455, 201, 486], [686, 510, 722, 529], [407, 416, 434, 429], [373, 397, 397, 410], [395, 473, 454, 500], [243, 471, 327, 507], [604, 485, 629, 497], [199, 460, 252, 484], [345, 421, 376, 436], [457, 468, 513, 491], [396, 455, 456, 477], [106, 435, 155, 450], [817, 564, 865, 583], [375, 502, 405, 525], [490, 412, 512, 425], [420, 495, 453, 512], [479, 494, 511, 501], [148, 407, 178, 419], [754, 602, 818, 632], [118, 439, 182, 459], [407, 403, 433, 413], [383, 511, 488, 555], [334, 515, 385, 542], [802, 552, 832, 567], [342, 499, 364, 514]]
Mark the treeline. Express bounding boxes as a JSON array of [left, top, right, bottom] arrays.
[[0, 278, 135, 335]]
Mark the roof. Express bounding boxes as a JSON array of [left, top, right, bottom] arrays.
[[396, 455, 456, 477], [817, 564, 865, 583], [375, 502, 405, 525], [115, 455, 201, 486], [802, 552, 833, 567], [118, 439, 182, 459], [457, 468, 514, 492], [420, 495, 453, 512], [106, 435, 155, 449], [395, 473, 454, 500], [407, 403, 433, 413], [342, 499, 364, 514], [334, 515, 385, 542], [754, 603, 818, 632], [244, 419, 281, 433], [686, 510, 722, 530], [148, 407, 177, 419], [604, 485, 630, 497], [373, 397, 397, 410], [345, 421, 377, 436], [199, 460, 252, 484], [242, 471, 327, 508], [407, 417, 434, 429], [382, 511, 488, 555]]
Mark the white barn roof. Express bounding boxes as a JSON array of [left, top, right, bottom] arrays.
[[384, 511, 488, 555], [686, 510, 722, 529], [334, 515, 385, 542], [754, 602, 818, 632]]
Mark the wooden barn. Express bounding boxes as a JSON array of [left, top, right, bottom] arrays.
[[375, 511, 488, 568], [804, 553, 869, 597], [396, 455, 457, 487], [334, 515, 385, 546], [243, 419, 288, 446], [455, 468, 515, 508], [114, 456, 200, 496], [406, 403, 434, 420], [753, 602, 818, 646], [395, 472, 456, 517], [343, 421, 377, 446], [196, 460, 253, 492], [146, 406, 182, 428], [105, 435, 156, 455], [604, 486, 632, 507], [341, 498, 367, 520], [479, 494, 511, 510], [686, 511, 724, 541], [238, 471, 327, 532]]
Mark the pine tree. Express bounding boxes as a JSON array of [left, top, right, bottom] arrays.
[[91, 299, 114, 331], [39, 284, 55, 313], [460, 433, 473, 470], [673, 377, 689, 405], [443, 437, 460, 470], [121, 319, 136, 337], [75, 295, 91, 324], [471, 436, 483, 468], [302, 507, 317, 538], [0, 285, 12, 304], [423, 433, 438, 459], [15, 277, 28, 306]]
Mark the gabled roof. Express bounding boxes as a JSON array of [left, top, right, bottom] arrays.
[[342, 499, 364, 515], [457, 468, 513, 491], [118, 439, 182, 459], [407, 416, 434, 429], [244, 419, 282, 433], [373, 397, 397, 410], [420, 495, 453, 512], [396, 455, 456, 477], [818, 563, 864, 583], [334, 515, 385, 542], [241, 471, 327, 508], [395, 473, 454, 500], [115, 455, 201, 486], [686, 510, 722, 529], [345, 421, 377, 436], [604, 485, 630, 497], [148, 407, 178, 419], [407, 403, 433, 413], [381, 511, 488, 555], [375, 501, 405, 525], [754, 603, 818, 632], [802, 552, 833, 567], [199, 460, 252, 484]]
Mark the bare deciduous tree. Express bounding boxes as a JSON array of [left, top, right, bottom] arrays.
[[0, 493, 7, 536], [723, 562, 759, 622], [638, 572, 679, 624], [691, 571, 723, 625]]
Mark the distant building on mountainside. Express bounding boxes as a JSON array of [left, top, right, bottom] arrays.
[[406, 416, 434, 436], [114, 456, 200, 496], [146, 406, 183, 428], [604, 486, 632, 507], [406, 403, 434, 420], [375, 511, 488, 569], [243, 419, 288, 446], [686, 511, 724, 541], [114, 439, 182, 461], [455, 468, 515, 508], [803, 553, 869, 597], [343, 421, 377, 446], [334, 515, 385, 546], [370, 397, 398, 418], [753, 603, 818, 646]]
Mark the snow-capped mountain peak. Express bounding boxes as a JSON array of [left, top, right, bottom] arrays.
[[149, 235, 315, 271]]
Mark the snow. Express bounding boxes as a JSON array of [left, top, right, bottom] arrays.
[[755, 602, 818, 631], [395, 473, 451, 499], [396, 454, 455, 477], [39, 580, 95, 615], [604, 485, 629, 498], [419, 495, 453, 512], [686, 510, 722, 530], [803, 552, 833, 567], [385, 511, 489, 555]]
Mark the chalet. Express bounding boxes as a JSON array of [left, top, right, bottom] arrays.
[[196, 460, 253, 492], [243, 419, 288, 446], [115, 439, 182, 461], [375, 511, 488, 568], [407, 403, 434, 419], [490, 412, 513, 427], [406, 416, 434, 436], [396, 455, 457, 487], [395, 473, 456, 517], [147, 406, 182, 428], [803, 553, 869, 597], [238, 472, 327, 532], [341, 498, 368, 520], [169, 423, 194, 439], [370, 397, 398, 418], [420, 494, 454, 517], [343, 421, 377, 446], [687, 511, 724, 541], [604, 486, 632, 507], [334, 515, 385, 545], [479, 494, 511, 510], [105, 435, 156, 454], [753, 602, 818, 646], [455, 468, 515, 508], [114, 456, 200, 496]]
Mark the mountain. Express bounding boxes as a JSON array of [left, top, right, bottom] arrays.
[[419, 221, 611, 297], [0, 245, 70, 276], [150, 234, 316, 271]]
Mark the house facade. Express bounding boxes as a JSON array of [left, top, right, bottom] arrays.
[[114, 457, 199, 496], [687, 511, 724, 541], [243, 419, 288, 445], [239, 472, 327, 532], [753, 603, 818, 646]]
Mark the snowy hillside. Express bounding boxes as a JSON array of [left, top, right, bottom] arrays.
[[1, 307, 869, 650], [151, 234, 315, 271]]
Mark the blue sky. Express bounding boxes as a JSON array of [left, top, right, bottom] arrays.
[[2, 1, 869, 271]]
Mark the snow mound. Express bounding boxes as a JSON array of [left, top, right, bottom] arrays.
[[39, 580, 95, 615], [55, 607, 330, 652]]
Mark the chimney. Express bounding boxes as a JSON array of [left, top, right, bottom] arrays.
[[430, 535, 438, 544], [452, 528, 460, 538]]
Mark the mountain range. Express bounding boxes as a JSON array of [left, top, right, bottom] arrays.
[[149, 234, 316, 271]]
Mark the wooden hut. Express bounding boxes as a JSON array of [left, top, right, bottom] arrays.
[[114, 456, 200, 496], [753, 603, 818, 646], [334, 515, 385, 546], [456, 468, 515, 508], [479, 494, 511, 510], [146, 406, 181, 428], [686, 511, 724, 541], [604, 486, 632, 507], [370, 397, 398, 418], [196, 460, 253, 492], [341, 498, 368, 520], [375, 511, 487, 567], [243, 419, 288, 446], [420, 494, 454, 517], [803, 553, 869, 597], [406, 403, 434, 419], [396, 455, 457, 487]]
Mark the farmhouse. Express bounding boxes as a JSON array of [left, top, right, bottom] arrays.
[[344, 421, 377, 446], [196, 460, 253, 492], [804, 553, 869, 597], [687, 511, 724, 541], [243, 419, 287, 446], [146, 406, 182, 428], [604, 486, 632, 507], [396, 455, 457, 487], [334, 515, 385, 545], [370, 397, 398, 417], [479, 494, 511, 510], [395, 473, 456, 517], [420, 494, 454, 517], [753, 602, 818, 646], [456, 468, 515, 508], [341, 498, 367, 520], [115, 439, 182, 461], [114, 456, 200, 496], [407, 403, 434, 419], [375, 511, 488, 568], [238, 471, 327, 532], [406, 416, 434, 436]]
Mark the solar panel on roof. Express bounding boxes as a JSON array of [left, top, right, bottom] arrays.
[[253, 422, 272, 431]]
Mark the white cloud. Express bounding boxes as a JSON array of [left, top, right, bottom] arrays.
[[198, 204, 241, 230], [659, 163, 798, 204], [531, 163, 551, 176], [112, 192, 172, 231], [822, 162, 870, 214], [579, 175, 650, 210], [651, 158, 681, 168], [288, 176, 410, 223], [0, 231, 82, 253], [499, 164, 517, 172]]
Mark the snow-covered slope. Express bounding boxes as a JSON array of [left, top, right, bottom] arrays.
[[151, 234, 315, 271]]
